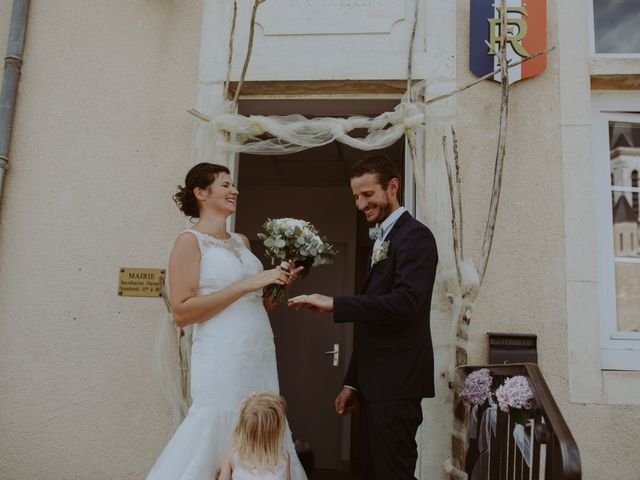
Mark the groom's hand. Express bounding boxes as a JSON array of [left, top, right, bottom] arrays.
[[287, 293, 334, 313], [335, 387, 357, 415]]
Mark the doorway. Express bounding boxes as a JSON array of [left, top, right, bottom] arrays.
[[234, 99, 407, 479]]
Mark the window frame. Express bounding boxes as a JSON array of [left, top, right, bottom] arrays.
[[588, 0, 640, 59], [592, 91, 640, 370]]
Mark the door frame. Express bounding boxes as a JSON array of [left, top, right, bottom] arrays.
[[231, 95, 417, 473], [230, 94, 417, 216]]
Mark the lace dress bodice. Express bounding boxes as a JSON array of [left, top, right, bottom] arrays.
[[185, 230, 263, 297], [181, 230, 268, 342]]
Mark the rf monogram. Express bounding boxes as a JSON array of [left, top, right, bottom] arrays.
[[487, 6, 530, 57]]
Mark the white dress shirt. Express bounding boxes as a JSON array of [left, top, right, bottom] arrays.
[[371, 206, 407, 265]]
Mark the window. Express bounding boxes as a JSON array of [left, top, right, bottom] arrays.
[[593, 92, 640, 369], [591, 0, 640, 55], [609, 118, 640, 332]]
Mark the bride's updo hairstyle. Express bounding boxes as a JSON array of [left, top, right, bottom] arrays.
[[173, 163, 230, 218]]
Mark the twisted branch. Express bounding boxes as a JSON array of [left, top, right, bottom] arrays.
[[406, 0, 420, 101], [443, 135, 462, 287], [451, 126, 464, 261], [422, 47, 553, 108], [232, 0, 266, 106], [478, 0, 510, 287], [448, 1, 511, 475], [223, 0, 238, 101]]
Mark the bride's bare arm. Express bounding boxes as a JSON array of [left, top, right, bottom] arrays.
[[169, 233, 290, 327], [235, 234, 302, 312]]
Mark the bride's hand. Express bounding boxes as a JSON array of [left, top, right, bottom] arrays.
[[244, 266, 291, 292], [286, 261, 304, 286]]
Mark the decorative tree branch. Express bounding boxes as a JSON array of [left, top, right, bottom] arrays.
[[447, 0, 511, 476], [232, 0, 266, 107], [406, 0, 420, 101], [477, 0, 510, 288], [404, 0, 424, 200], [223, 0, 238, 102], [443, 135, 462, 287], [422, 47, 553, 109], [451, 126, 464, 261], [187, 47, 553, 126]]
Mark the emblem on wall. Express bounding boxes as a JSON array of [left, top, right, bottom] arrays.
[[470, 0, 547, 84]]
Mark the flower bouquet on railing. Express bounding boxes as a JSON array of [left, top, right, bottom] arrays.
[[258, 218, 337, 304], [459, 369, 536, 476], [460, 368, 493, 406], [495, 375, 534, 426]]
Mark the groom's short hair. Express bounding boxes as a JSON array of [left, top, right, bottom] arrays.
[[350, 154, 402, 190]]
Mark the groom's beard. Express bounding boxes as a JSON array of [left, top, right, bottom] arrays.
[[368, 195, 393, 225]]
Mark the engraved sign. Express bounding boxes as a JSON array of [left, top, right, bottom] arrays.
[[118, 268, 165, 297], [256, 0, 406, 36]]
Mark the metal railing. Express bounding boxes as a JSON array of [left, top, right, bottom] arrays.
[[461, 363, 581, 480]]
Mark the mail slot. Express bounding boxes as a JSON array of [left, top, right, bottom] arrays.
[[488, 333, 537, 364]]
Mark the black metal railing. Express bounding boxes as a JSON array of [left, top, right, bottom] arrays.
[[460, 363, 581, 480]]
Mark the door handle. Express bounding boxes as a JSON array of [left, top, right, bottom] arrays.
[[323, 343, 339, 367]]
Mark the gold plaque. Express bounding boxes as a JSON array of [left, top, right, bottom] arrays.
[[118, 268, 165, 297]]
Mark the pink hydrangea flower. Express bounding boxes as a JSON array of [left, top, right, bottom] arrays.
[[495, 375, 534, 412], [460, 368, 492, 405]]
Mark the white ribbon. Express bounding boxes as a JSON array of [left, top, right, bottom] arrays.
[[513, 423, 533, 468], [469, 403, 496, 480], [469, 402, 533, 476], [469, 404, 479, 440]]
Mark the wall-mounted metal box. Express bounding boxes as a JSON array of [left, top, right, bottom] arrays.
[[488, 333, 537, 364]]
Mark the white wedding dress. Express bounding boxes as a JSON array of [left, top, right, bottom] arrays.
[[147, 230, 307, 480]]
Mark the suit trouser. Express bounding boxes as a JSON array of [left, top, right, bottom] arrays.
[[360, 397, 423, 480]]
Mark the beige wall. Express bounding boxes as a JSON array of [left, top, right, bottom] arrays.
[[448, 1, 640, 479], [452, 0, 565, 374], [0, 1, 202, 478], [558, 0, 640, 477], [1, 0, 640, 479]]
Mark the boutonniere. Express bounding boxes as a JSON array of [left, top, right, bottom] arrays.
[[372, 241, 390, 265]]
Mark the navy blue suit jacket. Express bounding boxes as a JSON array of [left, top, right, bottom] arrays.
[[333, 211, 438, 401]]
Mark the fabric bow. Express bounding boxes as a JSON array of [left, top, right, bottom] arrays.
[[368, 224, 383, 241]]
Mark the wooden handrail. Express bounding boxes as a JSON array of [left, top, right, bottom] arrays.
[[460, 363, 582, 480]]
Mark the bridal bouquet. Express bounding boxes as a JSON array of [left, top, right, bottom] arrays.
[[258, 218, 337, 303]]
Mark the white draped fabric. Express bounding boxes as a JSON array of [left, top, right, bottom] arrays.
[[201, 83, 427, 155]]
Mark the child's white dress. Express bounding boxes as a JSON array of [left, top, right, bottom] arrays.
[[232, 452, 289, 480]]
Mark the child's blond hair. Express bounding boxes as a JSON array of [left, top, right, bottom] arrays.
[[233, 391, 287, 473]]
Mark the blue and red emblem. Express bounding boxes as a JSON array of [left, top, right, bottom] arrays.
[[470, 0, 547, 84]]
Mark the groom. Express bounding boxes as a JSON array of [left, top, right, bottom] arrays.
[[288, 155, 438, 480]]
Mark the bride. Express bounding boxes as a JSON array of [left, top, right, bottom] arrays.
[[147, 162, 307, 480]]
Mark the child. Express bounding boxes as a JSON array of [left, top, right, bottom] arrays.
[[218, 392, 291, 480]]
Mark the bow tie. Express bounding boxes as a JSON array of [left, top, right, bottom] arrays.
[[368, 224, 383, 241]]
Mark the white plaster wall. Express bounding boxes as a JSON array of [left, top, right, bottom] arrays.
[[200, 0, 442, 83], [249, 2, 428, 81], [0, 1, 202, 478]]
